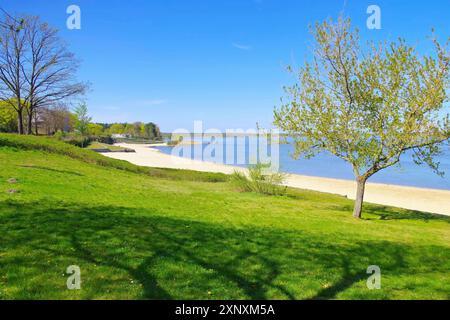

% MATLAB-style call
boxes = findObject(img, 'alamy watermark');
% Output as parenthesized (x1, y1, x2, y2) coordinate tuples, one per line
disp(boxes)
(367, 5, 381, 30)
(366, 265, 381, 289)
(66, 265, 81, 290)
(67, 5, 81, 30)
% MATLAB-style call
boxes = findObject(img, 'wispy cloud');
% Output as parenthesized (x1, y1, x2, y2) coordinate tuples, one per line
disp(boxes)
(232, 42, 252, 50)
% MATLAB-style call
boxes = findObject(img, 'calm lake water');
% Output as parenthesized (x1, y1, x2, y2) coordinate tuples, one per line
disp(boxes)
(154, 137, 450, 190)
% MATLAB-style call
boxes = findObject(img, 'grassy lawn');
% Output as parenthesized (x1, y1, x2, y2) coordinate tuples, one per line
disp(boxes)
(0, 134, 449, 299)
(86, 142, 132, 152)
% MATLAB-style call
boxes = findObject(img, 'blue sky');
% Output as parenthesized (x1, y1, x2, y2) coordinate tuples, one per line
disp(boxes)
(3, 0, 450, 131)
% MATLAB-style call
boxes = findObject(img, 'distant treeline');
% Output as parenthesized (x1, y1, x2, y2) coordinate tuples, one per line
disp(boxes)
(0, 102, 162, 141)
(99, 122, 162, 140)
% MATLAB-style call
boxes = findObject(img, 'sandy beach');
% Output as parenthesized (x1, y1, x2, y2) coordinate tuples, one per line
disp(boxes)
(104, 143, 450, 216)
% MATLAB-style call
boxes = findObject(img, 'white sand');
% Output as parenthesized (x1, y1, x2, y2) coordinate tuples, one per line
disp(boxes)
(104, 143, 450, 216)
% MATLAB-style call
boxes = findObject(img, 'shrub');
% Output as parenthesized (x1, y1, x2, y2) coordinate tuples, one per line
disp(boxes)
(230, 163, 287, 196)
(52, 131, 92, 148)
(64, 135, 92, 148)
(167, 140, 180, 146)
(94, 135, 115, 145)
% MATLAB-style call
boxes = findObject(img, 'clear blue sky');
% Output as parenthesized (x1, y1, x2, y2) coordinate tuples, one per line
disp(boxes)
(3, 0, 450, 131)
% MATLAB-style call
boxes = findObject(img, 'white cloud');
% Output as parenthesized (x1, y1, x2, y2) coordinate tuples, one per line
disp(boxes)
(232, 42, 252, 50)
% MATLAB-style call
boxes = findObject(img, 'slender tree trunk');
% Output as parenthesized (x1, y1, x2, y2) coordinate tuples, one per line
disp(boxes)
(26, 110, 33, 135)
(34, 110, 38, 135)
(17, 109, 24, 134)
(352, 176, 367, 219)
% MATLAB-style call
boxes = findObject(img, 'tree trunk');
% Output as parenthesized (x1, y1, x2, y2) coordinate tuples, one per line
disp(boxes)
(17, 109, 24, 134)
(26, 111, 33, 135)
(352, 176, 367, 219)
(34, 110, 38, 135)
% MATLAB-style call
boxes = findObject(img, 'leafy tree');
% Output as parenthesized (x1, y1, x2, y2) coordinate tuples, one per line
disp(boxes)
(74, 103, 91, 137)
(124, 123, 134, 136)
(0, 100, 17, 132)
(133, 122, 143, 137)
(274, 17, 450, 218)
(108, 123, 125, 135)
(87, 123, 104, 136)
(144, 122, 162, 140)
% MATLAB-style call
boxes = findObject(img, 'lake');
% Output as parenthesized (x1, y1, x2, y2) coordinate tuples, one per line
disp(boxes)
(154, 137, 450, 190)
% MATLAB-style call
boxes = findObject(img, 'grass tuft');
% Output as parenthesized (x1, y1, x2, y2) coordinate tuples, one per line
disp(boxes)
(230, 163, 287, 196)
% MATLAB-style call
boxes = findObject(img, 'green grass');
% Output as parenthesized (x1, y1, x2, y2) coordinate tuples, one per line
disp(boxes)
(86, 142, 129, 152)
(0, 134, 449, 300)
(0, 133, 227, 182)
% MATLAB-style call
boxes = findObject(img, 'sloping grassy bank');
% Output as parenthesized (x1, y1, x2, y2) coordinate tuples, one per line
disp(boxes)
(0, 133, 227, 182)
(0, 134, 449, 299)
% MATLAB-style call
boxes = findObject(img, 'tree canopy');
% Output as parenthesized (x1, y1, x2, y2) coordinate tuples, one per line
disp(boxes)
(274, 17, 450, 218)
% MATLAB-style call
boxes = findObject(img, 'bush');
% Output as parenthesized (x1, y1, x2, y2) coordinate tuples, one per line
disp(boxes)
(52, 131, 92, 148)
(88, 134, 114, 145)
(167, 140, 180, 146)
(64, 135, 92, 148)
(230, 163, 287, 196)
(95, 135, 115, 145)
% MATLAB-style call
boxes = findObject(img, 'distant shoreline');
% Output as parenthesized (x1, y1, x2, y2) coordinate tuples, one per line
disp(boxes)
(102, 143, 450, 216)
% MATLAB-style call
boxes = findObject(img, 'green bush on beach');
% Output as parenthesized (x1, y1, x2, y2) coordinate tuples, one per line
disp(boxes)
(231, 163, 287, 196)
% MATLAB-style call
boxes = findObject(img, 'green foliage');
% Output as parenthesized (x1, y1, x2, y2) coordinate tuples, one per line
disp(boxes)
(274, 16, 450, 217)
(0, 101, 17, 133)
(108, 123, 125, 135)
(144, 122, 162, 140)
(106, 122, 162, 141)
(167, 135, 183, 146)
(230, 163, 287, 196)
(74, 103, 91, 137)
(0, 133, 227, 183)
(86, 142, 130, 152)
(166, 140, 180, 146)
(0, 140, 449, 299)
(87, 123, 104, 136)
(274, 16, 450, 180)
(52, 130, 92, 148)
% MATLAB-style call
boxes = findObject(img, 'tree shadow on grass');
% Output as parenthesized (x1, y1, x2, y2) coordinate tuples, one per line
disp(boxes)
(18, 165, 85, 177)
(0, 200, 449, 299)
(336, 203, 450, 223)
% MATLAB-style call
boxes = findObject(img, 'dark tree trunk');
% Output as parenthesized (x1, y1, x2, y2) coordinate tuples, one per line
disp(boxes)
(17, 109, 24, 134)
(352, 176, 367, 219)
(26, 110, 33, 135)
(34, 110, 38, 135)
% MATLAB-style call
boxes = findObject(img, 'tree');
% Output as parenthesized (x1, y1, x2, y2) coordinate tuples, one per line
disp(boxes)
(87, 123, 104, 136)
(23, 16, 87, 134)
(124, 123, 134, 136)
(274, 17, 450, 219)
(39, 104, 74, 135)
(144, 122, 162, 140)
(0, 100, 17, 132)
(133, 122, 143, 137)
(0, 13, 26, 134)
(0, 13, 86, 135)
(108, 123, 125, 135)
(74, 103, 91, 137)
